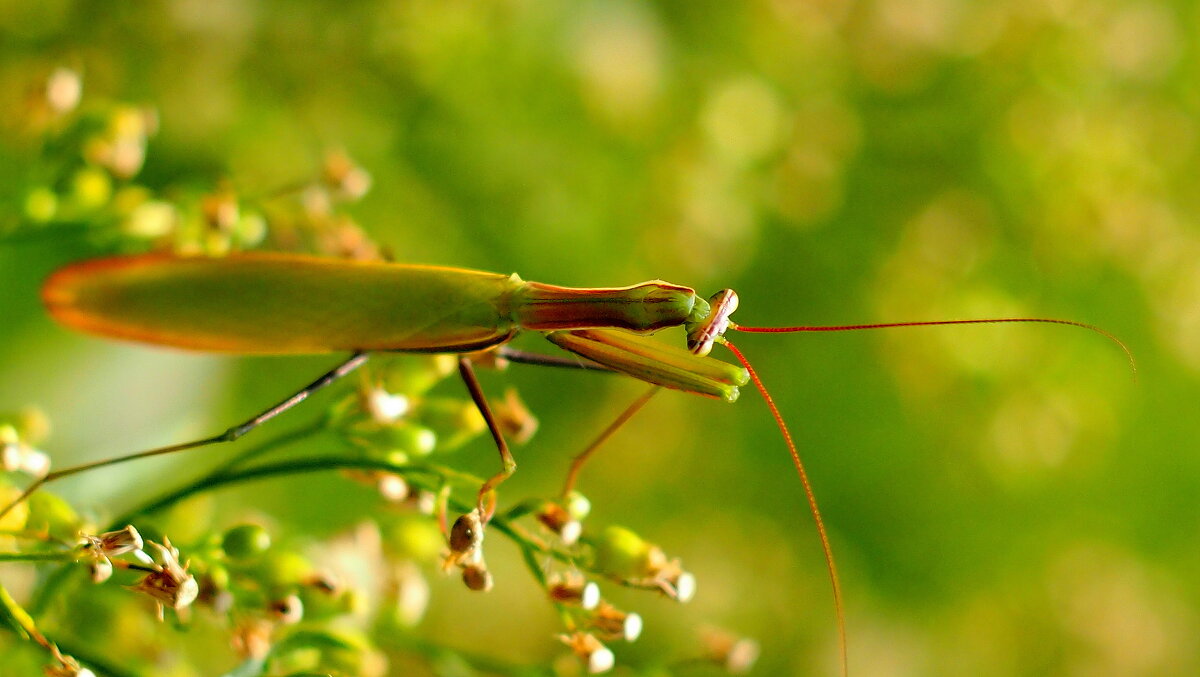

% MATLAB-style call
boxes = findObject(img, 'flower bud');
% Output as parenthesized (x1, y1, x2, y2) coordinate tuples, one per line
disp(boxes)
(231, 618, 273, 660)
(665, 570, 696, 603)
(88, 557, 113, 584)
(377, 473, 410, 502)
(20, 449, 49, 477)
(491, 387, 538, 444)
(132, 538, 199, 617)
(559, 632, 614, 674)
(364, 387, 409, 423)
(591, 602, 643, 642)
(44, 653, 95, 677)
(701, 629, 760, 674)
(201, 190, 239, 231)
(536, 502, 582, 545)
(268, 594, 304, 625)
(1, 423, 50, 478)
(548, 573, 600, 609)
(91, 525, 144, 557)
(591, 526, 653, 578)
(45, 67, 81, 114)
(322, 149, 372, 201)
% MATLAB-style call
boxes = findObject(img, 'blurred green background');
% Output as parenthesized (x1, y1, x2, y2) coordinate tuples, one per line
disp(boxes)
(0, 1, 1194, 675)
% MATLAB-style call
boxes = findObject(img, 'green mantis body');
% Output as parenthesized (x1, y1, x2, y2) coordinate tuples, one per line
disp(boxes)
(42, 253, 749, 400)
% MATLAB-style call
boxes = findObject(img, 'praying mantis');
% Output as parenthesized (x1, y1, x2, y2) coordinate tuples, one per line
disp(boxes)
(0, 251, 1134, 676)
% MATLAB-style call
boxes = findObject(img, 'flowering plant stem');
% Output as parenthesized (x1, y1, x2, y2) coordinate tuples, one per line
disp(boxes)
(0, 552, 73, 563)
(114, 454, 570, 574)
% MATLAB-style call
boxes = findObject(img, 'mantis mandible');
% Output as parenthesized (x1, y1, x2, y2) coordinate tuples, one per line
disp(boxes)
(0, 252, 1134, 677)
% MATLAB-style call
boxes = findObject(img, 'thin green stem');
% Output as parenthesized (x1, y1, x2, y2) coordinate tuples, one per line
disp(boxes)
(107, 422, 324, 530)
(0, 551, 73, 563)
(207, 419, 326, 476)
(113, 455, 575, 569)
(0, 530, 73, 547)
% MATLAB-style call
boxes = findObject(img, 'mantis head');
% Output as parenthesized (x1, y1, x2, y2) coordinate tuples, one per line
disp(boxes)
(685, 289, 739, 357)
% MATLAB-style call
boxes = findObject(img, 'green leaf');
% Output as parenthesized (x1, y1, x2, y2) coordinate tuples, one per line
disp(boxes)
(272, 628, 361, 655)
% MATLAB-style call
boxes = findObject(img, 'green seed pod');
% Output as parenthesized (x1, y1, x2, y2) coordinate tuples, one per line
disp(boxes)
(0, 486, 29, 532)
(0, 408, 50, 445)
(380, 354, 458, 396)
(253, 551, 312, 591)
(564, 491, 592, 521)
(350, 421, 438, 458)
(235, 212, 267, 247)
(383, 513, 444, 562)
(23, 187, 57, 223)
(111, 185, 151, 214)
(222, 524, 272, 562)
(387, 422, 437, 457)
(70, 166, 112, 211)
(339, 588, 367, 616)
(206, 563, 231, 591)
(591, 526, 653, 579)
(122, 200, 177, 239)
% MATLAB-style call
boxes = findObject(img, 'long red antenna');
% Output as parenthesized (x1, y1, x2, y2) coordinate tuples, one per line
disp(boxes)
(723, 338, 848, 677)
(732, 318, 1136, 376)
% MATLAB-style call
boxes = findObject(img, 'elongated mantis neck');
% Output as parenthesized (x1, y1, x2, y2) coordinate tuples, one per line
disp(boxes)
(512, 281, 706, 333)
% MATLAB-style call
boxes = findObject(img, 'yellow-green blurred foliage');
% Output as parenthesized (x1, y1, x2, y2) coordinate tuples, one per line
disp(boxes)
(0, 1, 1194, 675)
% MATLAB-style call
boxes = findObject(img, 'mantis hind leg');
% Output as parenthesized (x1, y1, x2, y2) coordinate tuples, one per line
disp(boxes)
(0, 352, 371, 522)
(560, 385, 660, 497)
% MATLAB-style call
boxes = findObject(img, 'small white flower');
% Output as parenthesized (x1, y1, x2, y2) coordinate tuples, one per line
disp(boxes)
(130, 537, 198, 617)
